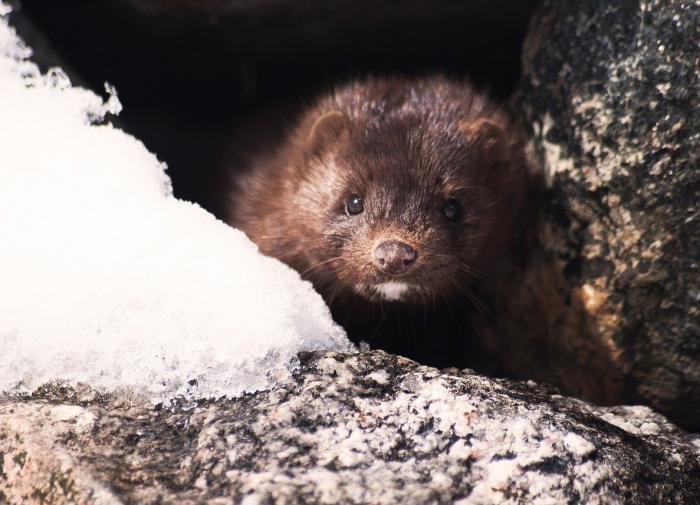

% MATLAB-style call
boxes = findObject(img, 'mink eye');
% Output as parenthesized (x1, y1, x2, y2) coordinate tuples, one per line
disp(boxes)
(442, 199, 462, 222)
(345, 194, 364, 216)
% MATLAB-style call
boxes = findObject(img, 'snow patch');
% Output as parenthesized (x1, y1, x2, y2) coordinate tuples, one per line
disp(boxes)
(0, 4, 352, 402)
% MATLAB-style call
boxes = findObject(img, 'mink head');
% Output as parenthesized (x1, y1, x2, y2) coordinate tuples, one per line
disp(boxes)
(261, 79, 528, 305)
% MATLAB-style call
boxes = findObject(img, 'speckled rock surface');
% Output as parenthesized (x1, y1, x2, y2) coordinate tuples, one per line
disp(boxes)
(510, 0, 700, 429)
(1, 351, 699, 504)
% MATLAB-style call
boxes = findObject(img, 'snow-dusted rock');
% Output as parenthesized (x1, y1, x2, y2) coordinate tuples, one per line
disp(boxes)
(2, 351, 699, 504)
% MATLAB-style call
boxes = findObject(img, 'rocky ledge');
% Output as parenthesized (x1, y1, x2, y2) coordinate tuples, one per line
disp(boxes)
(1, 351, 699, 504)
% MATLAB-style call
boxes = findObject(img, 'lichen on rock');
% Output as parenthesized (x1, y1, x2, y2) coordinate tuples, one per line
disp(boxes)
(509, 0, 700, 429)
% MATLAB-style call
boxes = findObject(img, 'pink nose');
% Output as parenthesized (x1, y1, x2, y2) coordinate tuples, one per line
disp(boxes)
(373, 240, 416, 276)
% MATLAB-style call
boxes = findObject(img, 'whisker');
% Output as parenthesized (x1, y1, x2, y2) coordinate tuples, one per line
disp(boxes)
(454, 266, 503, 291)
(326, 280, 345, 307)
(446, 290, 465, 338)
(299, 256, 344, 278)
(422, 291, 429, 333)
(370, 300, 388, 339)
(452, 281, 491, 317)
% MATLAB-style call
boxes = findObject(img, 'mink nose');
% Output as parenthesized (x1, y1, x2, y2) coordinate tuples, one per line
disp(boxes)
(373, 240, 416, 276)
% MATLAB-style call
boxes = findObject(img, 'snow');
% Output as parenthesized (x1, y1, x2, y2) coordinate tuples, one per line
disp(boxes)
(0, 4, 352, 402)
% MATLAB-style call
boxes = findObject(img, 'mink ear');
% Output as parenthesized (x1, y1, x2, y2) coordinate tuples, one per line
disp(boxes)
(306, 111, 351, 157)
(460, 118, 510, 163)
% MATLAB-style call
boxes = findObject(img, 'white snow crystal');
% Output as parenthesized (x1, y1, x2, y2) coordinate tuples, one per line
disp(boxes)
(0, 4, 353, 402)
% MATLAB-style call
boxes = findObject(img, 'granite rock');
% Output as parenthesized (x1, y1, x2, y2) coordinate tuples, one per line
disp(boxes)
(1, 351, 699, 504)
(504, 0, 700, 429)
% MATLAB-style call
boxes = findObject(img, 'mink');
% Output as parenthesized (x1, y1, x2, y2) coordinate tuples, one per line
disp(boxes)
(225, 76, 531, 368)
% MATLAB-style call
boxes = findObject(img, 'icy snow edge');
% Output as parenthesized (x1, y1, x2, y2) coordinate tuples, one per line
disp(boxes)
(0, 4, 352, 402)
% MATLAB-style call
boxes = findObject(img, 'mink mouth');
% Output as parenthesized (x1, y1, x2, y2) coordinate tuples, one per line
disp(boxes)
(371, 281, 416, 302)
(352, 281, 429, 303)
(318, 245, 456, 303)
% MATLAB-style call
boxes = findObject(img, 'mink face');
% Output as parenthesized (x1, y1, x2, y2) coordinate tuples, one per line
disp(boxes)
(227, 77, 529, 310)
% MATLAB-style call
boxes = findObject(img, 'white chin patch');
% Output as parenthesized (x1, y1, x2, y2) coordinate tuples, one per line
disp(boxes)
(372, 281, 410, 301)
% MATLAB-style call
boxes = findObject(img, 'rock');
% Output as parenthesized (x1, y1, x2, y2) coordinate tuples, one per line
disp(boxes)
(1, 351, 699, 504)
(503, 0, 700, 429)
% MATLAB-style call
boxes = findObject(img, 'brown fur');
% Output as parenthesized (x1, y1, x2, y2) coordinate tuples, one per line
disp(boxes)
(226, 76, 531, 366)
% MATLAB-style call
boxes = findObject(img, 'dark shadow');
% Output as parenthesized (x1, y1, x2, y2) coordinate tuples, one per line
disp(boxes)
(17, 0, 541, 214)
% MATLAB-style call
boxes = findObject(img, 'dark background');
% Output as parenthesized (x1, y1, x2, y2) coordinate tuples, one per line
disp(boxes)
(15, 0, 541, 215)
